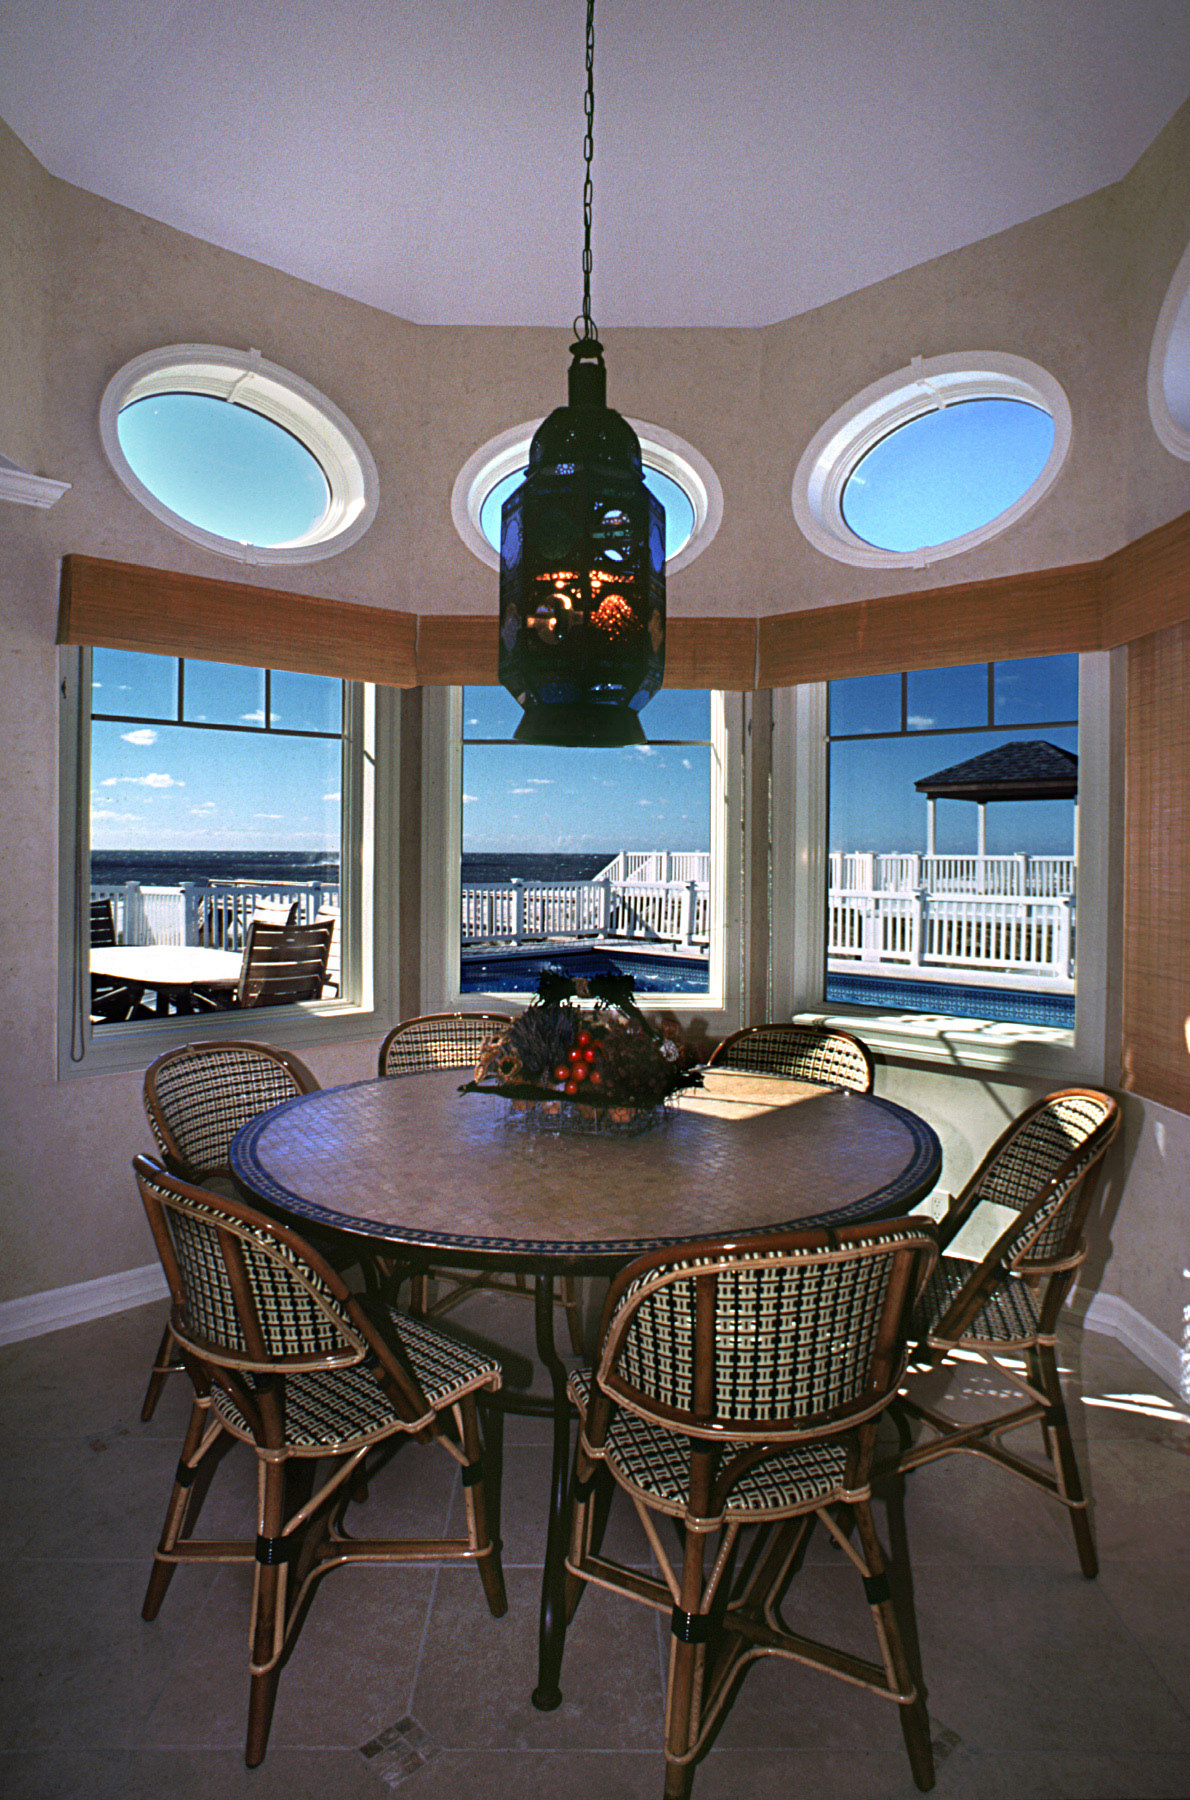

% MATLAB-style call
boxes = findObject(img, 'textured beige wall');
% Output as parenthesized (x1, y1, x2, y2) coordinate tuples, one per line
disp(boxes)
(16, 98, 1190, 624)
(1, 108, 1188, 1356)
(0, 120, 52, 471)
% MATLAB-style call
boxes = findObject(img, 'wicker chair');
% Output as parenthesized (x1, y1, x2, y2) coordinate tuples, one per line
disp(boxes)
(892, 1087, 1120, 1577)
(564, 1219, 939, 1798)
(378, 1014, 585, 1357)
(139, 1041, 321, 1420)
(708, 1023, 874, 1094)
(133, 1154, 506, 1767)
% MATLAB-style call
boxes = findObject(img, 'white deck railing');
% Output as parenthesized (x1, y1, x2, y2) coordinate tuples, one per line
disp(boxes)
(828, 852, 1075, 898)
(93, 847, 1075, 987)
(828, 888, 1074, 982)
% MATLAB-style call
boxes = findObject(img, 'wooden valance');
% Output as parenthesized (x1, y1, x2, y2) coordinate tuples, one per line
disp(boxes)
(57, 556, 419, 688)
(60, 510, 1188, 691)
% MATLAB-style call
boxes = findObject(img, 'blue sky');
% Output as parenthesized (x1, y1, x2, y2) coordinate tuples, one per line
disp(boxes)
(828, 657, 1079, 855)
(462, 686, 711, 855)
(841, 399, 1054, 552)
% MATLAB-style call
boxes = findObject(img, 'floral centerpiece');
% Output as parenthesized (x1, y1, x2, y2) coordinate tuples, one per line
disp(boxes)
(460, 970, 702, 1129)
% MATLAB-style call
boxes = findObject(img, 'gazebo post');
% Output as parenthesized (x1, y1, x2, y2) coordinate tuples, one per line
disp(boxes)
(977, 802, 987, 860)
(926, 796, 936, 858)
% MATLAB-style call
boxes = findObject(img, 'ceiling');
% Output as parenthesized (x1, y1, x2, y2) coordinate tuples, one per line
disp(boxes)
(2, 0, 1188, 329)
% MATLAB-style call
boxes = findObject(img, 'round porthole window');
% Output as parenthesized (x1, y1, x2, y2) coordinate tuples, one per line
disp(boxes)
(1148, 238, 1190, 460)
(100, 345, 379, 564)
(793, 352, 1071, 569)
(453, 418, 721, 575)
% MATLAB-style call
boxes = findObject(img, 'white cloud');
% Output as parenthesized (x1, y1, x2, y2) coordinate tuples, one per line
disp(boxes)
(99, 773, 184, 788)
(462, 793, 477, 804)
(635, 745, 658, 756)
(638, 798, 652, 806)
(323, 791, 340, 803)
(120, 727, 158, 746)
(510, 786, 535, 795)
(526, 778, 553, 786)
(681, 758, 692, 770)
(190, 803, 216, 815)
(254, 812, 284, 820)
(907, 715, 934, 729)
(90, 806, 138, 822)
(241, 709, 267, 724)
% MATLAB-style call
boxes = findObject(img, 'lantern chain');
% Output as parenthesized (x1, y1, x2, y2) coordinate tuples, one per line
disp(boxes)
(575, 0, 598, 346)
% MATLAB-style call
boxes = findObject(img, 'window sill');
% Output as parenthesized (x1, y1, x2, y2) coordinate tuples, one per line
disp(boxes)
(59, 998, 384, 1081)
(794, 1004, 1084, 1078)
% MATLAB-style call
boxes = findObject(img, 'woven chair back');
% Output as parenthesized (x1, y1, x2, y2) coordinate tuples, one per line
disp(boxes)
(379, 1012, 513, 1078)
(597, 1220, 936, 1443)
(133, 1156, 368, 1368)
(708, 1024, 874, 1094)
(144, 1041, 317, 1177)
(236, 916, 334, 1008)
(969, 1089, 1119, 1268)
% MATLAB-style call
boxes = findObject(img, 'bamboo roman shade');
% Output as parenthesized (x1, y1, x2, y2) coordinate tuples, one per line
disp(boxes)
(57, 556, 420, 687)
(1122, 619, 1190, 1113)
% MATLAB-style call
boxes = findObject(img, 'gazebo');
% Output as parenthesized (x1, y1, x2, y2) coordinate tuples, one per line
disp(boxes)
(914, 739, 1078, 858)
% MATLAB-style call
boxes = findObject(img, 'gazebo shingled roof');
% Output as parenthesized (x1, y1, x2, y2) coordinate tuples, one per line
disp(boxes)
(914, 740, 1078, 803)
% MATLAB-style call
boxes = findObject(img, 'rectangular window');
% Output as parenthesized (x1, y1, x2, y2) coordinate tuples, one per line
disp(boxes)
(68, 645, 374, 1054)
(824, 654, 1079, 1028)
(445, 687, 726, 1006)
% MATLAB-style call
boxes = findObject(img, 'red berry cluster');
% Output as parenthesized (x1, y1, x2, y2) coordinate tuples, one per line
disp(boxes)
(551, 1027, 604, 1095)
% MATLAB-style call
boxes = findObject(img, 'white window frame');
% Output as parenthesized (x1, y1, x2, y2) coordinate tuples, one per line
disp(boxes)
(57, 646, 401, 1078)
(770, 651, 1121, 1084)
(99, 345, 379, 565)
(792, 352, 1073, 571)
(419, 686, 745, 1037)
(451, 419, 724, 577)
(1148, 237, 1190, 460)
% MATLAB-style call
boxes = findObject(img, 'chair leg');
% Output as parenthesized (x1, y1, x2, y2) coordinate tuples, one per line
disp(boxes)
(142, 1399, 212, 1620)
(246, 1456, 290, 1768)
(662, 1527, 709, 1800)
(852, 1499, 935, 1793)
(140, 1317, 183, 1421)
(459, 1396, 508, 1618)
(1032, 1343, 1098, 1578)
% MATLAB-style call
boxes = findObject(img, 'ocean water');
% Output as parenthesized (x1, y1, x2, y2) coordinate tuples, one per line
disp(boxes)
(91, 851, 611, 889)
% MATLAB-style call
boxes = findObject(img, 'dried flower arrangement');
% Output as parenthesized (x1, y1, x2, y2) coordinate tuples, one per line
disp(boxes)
(461, 970, 702, 1115)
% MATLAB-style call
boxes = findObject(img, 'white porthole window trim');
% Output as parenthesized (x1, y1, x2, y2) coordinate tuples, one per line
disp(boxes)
(792, 351, 1072, 570)
(1148, 239, 1190, 461)
(99, 344, 379, 565)
(451, 417, 723, 575)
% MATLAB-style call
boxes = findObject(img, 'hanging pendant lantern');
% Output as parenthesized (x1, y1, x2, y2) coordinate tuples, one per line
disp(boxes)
(498, 0, 665, 748)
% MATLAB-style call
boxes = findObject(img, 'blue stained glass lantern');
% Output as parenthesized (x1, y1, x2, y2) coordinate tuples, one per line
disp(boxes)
(499, 342, 665, 747)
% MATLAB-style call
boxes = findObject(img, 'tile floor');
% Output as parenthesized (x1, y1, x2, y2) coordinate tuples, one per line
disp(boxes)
(1, 1290, 1187, 1800)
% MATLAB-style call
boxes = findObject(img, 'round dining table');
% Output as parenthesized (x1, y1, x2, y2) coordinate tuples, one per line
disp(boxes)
(230, 1066, 941, 1708)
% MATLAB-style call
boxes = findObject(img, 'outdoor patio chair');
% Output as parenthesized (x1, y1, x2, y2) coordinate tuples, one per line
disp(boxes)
(89, 895, 152, 1022)
(708, 1022, 875, 1093)
(378, 1013, 585, 1355)
(564, 1218, 940, 1798)
(891, 1087, 1120, 1576)
(234, 913, 335, 1007)
(139, 1040, 321, 1420)
(133, 1154, 506, 1767)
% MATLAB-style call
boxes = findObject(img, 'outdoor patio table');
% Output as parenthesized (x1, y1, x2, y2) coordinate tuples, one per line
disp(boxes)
(229, 1065, 941, 1709)
(89, 944, 243, 1015)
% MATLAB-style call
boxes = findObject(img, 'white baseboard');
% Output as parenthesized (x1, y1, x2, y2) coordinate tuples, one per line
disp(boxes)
(1068, 1287, 1185, 1395)
(0, 1263, 168, 1347)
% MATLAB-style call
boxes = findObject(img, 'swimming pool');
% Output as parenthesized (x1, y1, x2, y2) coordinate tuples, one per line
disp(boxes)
(460, 945, 711, 995)
(824, 972, 1075, 1028)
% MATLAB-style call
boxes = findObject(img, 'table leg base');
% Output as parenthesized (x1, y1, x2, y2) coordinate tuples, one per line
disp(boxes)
(531, 1685, 564, 1711)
